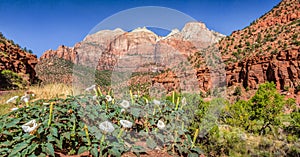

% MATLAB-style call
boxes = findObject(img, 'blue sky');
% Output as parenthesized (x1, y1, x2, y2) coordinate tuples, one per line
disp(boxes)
(0, 0, 281, 57)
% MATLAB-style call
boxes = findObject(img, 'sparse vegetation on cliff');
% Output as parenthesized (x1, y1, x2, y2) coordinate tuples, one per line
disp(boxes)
(0, 32, 38, 90)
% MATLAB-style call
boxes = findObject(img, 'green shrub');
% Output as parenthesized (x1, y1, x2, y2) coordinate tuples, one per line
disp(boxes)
(284, 85, 290, 91)
(223, 100, 251, 129)
(289, 108, 300, 137)
(292, 40, 300, 46)
(250, 82, 285, 134)
(295, 85, 300, 93)
(0, 70, 27, 90)
(223, 82, 286, 134)
(232, 52, 239, 58)
(206, 82, 299, 156)
(271, 48, 278, 55)
(245, 42, 250, 46)
(267, 45, 272, 51)
(233, 86, 242, 96)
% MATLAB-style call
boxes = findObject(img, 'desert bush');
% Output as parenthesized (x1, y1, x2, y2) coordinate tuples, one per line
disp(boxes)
(222, 100, 251, 130)
(271, 48, 278, 55)
(233, 86, 242, 96)
(199, 125, 249, 156)
(223, 82, 286, 134)
(0, 70, 27, 90)
(202, 82, 299, 156)
(287, 107, 300, 138)
(250, 82, 285, 134)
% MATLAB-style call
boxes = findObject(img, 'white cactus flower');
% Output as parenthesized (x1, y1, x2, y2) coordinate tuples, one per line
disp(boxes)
(92, 95, 98, 101)
(21, 94, 30, 103)
(99, 121, 115, 133)
(153, 99, 161, 105)
(6, 96, 19, 104)
(85, 84, 96, 92)
(120, 120, 133, 128)
(22, 120, 38, 133)
(120, 108, 126, 113)
(181, 97, 187, 106)
(11, 107, 19, 111)
(105, 95, 112, 102)
(157, 120, 165, 129)
(120, 100, 130, 109)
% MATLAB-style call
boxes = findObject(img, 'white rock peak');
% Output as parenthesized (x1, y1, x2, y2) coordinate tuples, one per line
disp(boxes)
(87, 22, 225, 43)
(131, 26, 155, 34)
(113, 28, 125, 33)
(162, 28, 180, 40)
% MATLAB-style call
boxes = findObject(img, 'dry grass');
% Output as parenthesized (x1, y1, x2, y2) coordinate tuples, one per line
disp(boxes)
(0, 83, 73, 115)
(29, 83, 73, 100)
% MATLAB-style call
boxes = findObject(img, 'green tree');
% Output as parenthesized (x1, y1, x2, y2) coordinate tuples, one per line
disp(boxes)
(233, 86, 242, 96)
(249, 82, 285, 134)
(28, 49, 33, 54)
(223, 82, 286, 134)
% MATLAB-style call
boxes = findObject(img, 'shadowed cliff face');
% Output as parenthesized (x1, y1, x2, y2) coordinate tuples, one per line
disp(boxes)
(0, 33, 38, 89)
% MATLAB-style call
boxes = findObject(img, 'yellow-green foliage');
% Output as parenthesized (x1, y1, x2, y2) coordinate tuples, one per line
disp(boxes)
(224, 82, 286, 134)
(0, 51, 8, 57)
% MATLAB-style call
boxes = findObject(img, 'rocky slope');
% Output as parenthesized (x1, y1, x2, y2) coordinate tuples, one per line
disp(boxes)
(0, 33, 38, 89)
(221, 0, 300, 101)
(187, 0, 300, 102)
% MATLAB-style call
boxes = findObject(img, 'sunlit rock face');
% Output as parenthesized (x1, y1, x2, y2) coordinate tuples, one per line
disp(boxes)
(0, 35, 38, 86)
(38, 21, 224, 94)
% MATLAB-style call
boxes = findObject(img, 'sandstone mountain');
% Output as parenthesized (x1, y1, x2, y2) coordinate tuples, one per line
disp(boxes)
(0, 33, 38, 89)
(39, 22, 224, 66)
(37, 0, 300, 101)
(36, 22, 225, 94)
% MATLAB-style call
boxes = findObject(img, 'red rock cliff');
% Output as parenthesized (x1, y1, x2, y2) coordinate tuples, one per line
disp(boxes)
(0, 33, 38, 86)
